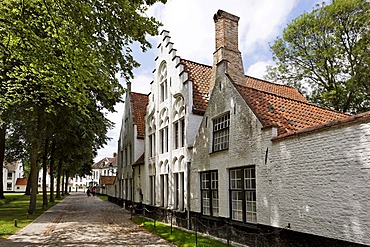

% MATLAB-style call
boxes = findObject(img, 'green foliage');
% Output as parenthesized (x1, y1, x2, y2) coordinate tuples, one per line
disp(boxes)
(0, 0, 165, 212)
(267, 0, 370, 113)
(132, 216, 229, 247)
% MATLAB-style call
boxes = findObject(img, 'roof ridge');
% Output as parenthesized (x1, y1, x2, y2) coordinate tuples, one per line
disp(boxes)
(130, 91, 149, 97)
(233, 82, 348, 116)
(244, 74, 300, 91)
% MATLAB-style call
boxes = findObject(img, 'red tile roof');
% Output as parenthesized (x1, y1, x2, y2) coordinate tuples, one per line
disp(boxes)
(244, 76, 308, 103)
(16, 178, 27, 186)
(273, 111, 370, 140)
(100, 176, 116, 185)
(181, 59, 212, 115)
(180, 59, 308, 115)
(130, 92, 149, 138)
(234, 83, 349, 136)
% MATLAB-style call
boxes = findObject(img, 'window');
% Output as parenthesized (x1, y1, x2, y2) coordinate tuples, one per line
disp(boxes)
(159, 63, 168, 102)
(149, 133, 156, 157)
(200, 171, 219, 216)
(230, 167, 256, 223)
(160, 127, 168, 153)
(150, 175, 156, 205)
(160, 174, 168, 207)
(7, 172, 12, 180)
(213, 113, 230, 152)
(174, 172, 185, 210)
(7, 183, 12, 190)
(174, 118, 185, 149)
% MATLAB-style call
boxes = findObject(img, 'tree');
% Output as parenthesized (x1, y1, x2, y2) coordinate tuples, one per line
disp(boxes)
(266, 0, 370, 114)
(0, 0, 165, 213)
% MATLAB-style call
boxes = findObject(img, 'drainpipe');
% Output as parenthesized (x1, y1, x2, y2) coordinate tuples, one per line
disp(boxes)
(187, 161, 191, 230)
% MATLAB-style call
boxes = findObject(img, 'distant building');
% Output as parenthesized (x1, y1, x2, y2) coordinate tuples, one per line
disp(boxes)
(2, 160, 24, 191)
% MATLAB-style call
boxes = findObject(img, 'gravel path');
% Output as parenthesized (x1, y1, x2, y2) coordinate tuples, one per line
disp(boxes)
(0, 193, 175, 247)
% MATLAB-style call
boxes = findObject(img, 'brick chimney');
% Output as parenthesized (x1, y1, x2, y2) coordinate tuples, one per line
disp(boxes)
(210, 10, 245, 91)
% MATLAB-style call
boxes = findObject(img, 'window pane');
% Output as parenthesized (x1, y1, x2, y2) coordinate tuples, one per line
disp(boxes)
(202, 191, 210, 215)
(201, 173, 209, 189)
(212, 190, 219, 216)
(232, 191, 243, 221)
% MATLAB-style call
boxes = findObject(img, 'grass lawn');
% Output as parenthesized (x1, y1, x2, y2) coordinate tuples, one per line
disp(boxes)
(132, 216, 229, 247)
(96, 194, 108, 201)
(0, 193, 65, 239)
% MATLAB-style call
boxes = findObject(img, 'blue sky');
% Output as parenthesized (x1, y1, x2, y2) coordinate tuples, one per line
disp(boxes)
(95, 0, 327, 162)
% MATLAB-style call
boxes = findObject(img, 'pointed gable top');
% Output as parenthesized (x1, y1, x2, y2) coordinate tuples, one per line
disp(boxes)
(130, 92, 149, 138)
(234, 83, 349, 136)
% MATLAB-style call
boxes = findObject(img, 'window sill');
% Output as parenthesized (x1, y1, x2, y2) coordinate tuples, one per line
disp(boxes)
(209, 149, 229, 155)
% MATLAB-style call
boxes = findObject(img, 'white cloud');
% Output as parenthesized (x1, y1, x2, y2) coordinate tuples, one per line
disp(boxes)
(246, 60, 273, 79)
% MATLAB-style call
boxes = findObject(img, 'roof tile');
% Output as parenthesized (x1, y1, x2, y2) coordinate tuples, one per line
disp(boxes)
(234, 83, 349, 136)
(130, 92, 149, 138)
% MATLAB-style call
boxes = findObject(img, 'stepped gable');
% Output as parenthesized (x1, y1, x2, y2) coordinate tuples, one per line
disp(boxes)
(234, 83, 349, 136)
(130, 92, 148, 138)
(244, 75, 308, 103)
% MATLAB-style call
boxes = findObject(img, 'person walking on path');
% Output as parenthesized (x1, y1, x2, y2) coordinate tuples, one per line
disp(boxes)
(0, 193, 175, 247)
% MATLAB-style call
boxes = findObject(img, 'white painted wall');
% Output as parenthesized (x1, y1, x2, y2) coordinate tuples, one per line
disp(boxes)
(260, 121, 370, 246)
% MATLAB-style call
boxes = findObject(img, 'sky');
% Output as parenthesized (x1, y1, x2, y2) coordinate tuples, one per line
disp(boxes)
(94, 0, 326, 162)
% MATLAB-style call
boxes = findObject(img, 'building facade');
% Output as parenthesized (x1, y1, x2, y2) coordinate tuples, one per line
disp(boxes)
(108, 10, 370, 247)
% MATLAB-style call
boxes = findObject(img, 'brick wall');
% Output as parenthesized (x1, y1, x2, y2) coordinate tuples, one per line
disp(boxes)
(260, 122, 370, 245)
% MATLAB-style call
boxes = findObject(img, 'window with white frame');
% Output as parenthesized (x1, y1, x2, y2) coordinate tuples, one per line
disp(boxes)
(7, 183, 11, 190)
(159, 108, 169, 153)
(230, 166, 256, 223)
(160, 173, 168, 207)
(173, 96, 185, 149)
(213, 113, 230, 152)
(159, 62, 168, 102)
(174, 172, 185, 211)
(149, 174, 156, 205)
(148, 115, 156, 158)
(200, 171, 219, 216)
(7, 172, 12, 179)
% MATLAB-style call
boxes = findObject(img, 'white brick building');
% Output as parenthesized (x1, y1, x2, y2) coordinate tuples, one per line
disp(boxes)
(111, 9, 370, 247)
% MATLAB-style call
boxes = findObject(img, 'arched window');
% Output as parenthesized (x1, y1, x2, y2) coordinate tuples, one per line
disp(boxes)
(173, 96, 185, 149)
(159, 108, 169, 154)
(159, 62, 168, 102)
(148, 115, 156, 158)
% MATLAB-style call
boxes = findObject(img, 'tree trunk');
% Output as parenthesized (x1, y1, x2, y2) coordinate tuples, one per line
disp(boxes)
(61, 172, 65, 196)
(64, 170, 69, 195)
(56, 159, 62, 199)
(28, 145, 39, 215)
(25, 174, 31, 195)
(0, 124, 6, 199)
(49, 141, 55, 202)
(42, 138, 49, 208)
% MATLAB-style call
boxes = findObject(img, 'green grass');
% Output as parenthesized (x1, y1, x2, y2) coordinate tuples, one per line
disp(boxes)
(97, 194, 108, 201)
(0, 193, 65, 238)
(132, 216, 229, 247)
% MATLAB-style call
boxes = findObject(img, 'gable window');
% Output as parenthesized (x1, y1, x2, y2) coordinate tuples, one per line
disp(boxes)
(229, 166, 256, 223)
(213, 113, 230, 152)
(200, 171, 219, 216)
(7, 172, 12, 180)
(159, 63, 168, 102)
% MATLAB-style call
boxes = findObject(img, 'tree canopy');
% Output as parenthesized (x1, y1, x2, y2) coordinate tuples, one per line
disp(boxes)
(0, 0, 165, 210)
(266, 0, 369, 114)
